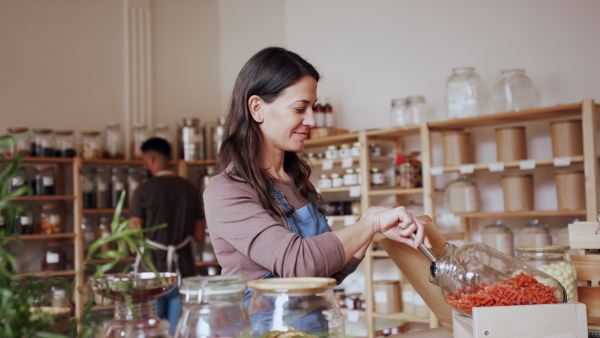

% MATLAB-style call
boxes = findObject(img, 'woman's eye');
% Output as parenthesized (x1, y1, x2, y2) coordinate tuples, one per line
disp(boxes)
(294, 108, 306, 113)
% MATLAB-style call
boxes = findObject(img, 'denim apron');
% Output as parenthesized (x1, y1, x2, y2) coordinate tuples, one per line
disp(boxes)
(244, 183, 332, 336)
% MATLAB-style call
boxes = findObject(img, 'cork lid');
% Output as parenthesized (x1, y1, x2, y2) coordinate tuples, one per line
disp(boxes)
(515, 245, 570, 252)
(247, 277, 336, 296)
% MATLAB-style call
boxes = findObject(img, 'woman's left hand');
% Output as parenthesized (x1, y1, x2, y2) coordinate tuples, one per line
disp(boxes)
(361, 206, 432, 249)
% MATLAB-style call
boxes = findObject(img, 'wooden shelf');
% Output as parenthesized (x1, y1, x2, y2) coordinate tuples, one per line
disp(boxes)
(319, 186, 352, 194)
(310, 157, 359, 167)
(447, 210, 587, 218)
(14, 270, 77, 278)
(372, 312, 430, 323)
(365, 125, 421, 138)
(304, 132, 359, 147)
(368, 187, 423, 196)
(90, 305, 115, 312)
(195, 261, 220, 267)
(86, 257, 136, 265)
(11, 157, 75, 164)
(340, 308, 366, 316)
(82, 158, 143, 165)
(427, 103, 590, 131)
(18, 233, 76, 240)
(432, 156, 584, 174)
(13, 195, 75, 201)
(83, 208, 130, 215)
(370, 251, 389, 258)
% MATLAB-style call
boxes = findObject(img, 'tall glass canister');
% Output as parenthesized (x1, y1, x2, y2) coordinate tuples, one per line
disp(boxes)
(104, 122, 125, 159)
(446, 67, 486, 119)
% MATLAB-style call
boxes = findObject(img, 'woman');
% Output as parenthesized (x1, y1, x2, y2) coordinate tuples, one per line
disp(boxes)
(203, 47, 431, 334)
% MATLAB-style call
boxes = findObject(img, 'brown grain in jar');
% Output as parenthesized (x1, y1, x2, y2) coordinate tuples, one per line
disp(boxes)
(502, 173, 534, 212)
(495, 126, 527, 161)
(554, 170, 585, 211)
(550, 120, 583, 157)
(442, 131, 473, 166)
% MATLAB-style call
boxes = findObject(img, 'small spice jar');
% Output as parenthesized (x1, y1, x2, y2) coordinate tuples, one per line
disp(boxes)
(554, 170, 585, 211)
(502, 173, 534, 212)
(42, 242, 67, 271)
(32, 165, 56, 196)
(343, 168, 358, 186)
(14, 214, 33, 235)
(80, 131, 103, 159)
(325, 145, 339, 160)
(515, 246, 578, 301)
(351, 142, 361, 157)
(517, 219, 552, 247)
(395, 153, 422, 189)
(331, 173, 343, 188)
(36, 204, 62, 234)
(54, 130, 77, 158)
(110, 167, 127, 208)
(95, 167, 110, 209)
(370, 167, 385, 186)
(6, 127, 30, 157)
(104, 122, 125, 159)
(30, 129, 56, 157)
(338, 144, 352, 158)
(445, 175, 480, 213)
(369, 143, 382, 157)
(318, 174, 332, 189)
(481, 220, 514, 257)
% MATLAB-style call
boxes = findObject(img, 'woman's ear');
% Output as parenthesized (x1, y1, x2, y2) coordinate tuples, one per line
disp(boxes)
(248, 95, 264, 123)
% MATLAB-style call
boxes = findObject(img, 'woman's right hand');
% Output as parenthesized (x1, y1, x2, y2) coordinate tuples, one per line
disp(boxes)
(362, 206, 432, 250)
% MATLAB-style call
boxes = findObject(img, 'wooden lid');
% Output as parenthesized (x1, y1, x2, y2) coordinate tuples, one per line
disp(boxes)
(247, 277, 335, 292)
(515, 245, 570, 252)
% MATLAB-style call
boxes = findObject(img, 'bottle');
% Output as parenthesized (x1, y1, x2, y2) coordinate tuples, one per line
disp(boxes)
(82, 216, 96, 251)
(132, 123, 150, 159)
(14, 213, 33, 235)
(8, 167, 27, 194)
(82, 167, 96, 209)
(324, 96, 334, 128)
(389, 98, 409, 127)
(42, 242, 67, 271)
(127, 167, 142, 207)
(445, 175, 480, 213)
(395, 153, 422, 189)
(517, 219, 552, 247)
(36, 204, 62, 234)
(104, 122, 125, 159)
(54, 130, 77, 157)
(370, 168, 385, 186)
(31, 165, 56, 196)
(314, 98, 325, 128)
(181, 118, 205, 161)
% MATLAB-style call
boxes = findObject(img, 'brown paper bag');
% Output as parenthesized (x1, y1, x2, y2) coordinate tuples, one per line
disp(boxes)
(379, 215, 454, 330)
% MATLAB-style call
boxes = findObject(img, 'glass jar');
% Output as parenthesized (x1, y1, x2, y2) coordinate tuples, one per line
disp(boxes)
(132, 123, 150, 159)
(127, 167, 142, 207)
(8, 166, 28, 194)
(82, 216, 96, 251)
(6, 127, 30, 157)
(174, 275, 252, 338)
(369, 143, 382, 157)
(210, 117, 226, 160)
(350, 142, 361, 157)
(343, 168, 358, 186)
(370, 167, 385, 186)
(42, 242, 67, 271)
(30, 129, 56, 157)
(104, 122, 125, 159)
(389, 98, 409, 127)
(97, 217, 112, 253)
(181, 118, 205, 161)
(110, 167, 127, 208)
(395, 153, 422, 189)
(246, 277, 344, 337)
(54, 130, 76, 157)
(445, 176, 480, 213)
(95, 167, 110, 209)
(406, 95, 427, 125)
(32, 165, 56, 196)
(515, 246, 578, 301)
(517, 220, 552, 247)
(14, 213, 33, 235)
(36, 204, 62, 234)
(355, 168, 362, 185)
(481, 220, 514, 257)
(446, 67, 486, 119)
(330, 173, 343, 188)
(81, 131, 103, 159)
(492, 69, 538, 113)
(30, 284, 73, 334)
(430, 242, 567, 316)
(325, 145, 339, 160)
(338, 144, 352, 158)
(318, 174, 332, 189)
(82, 167, 96, 209)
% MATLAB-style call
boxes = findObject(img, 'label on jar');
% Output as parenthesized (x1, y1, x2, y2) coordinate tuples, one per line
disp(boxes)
(12, 177, 24, 186)
(43, 176, 54, 186)
(342, 157, 353, 168)
(349, 186, 361, 197)
(325, 149, 338, 160)
(97, 182, 108, 192)
(332, 177, 344, 188)
(351, 147, 361, 157)
(374, 291, 388, 303)
(322, 159, 334, 171)
(318, 179, 332, 189)
(49, 215, 60, 224)
(339, 148, 352, 158)
(20, 216, 30, 225)
(347, 310, 360, 323)
(101, 231, 111, 239)
(114, 182, 125, 191)
(370, 147, 382, 157)
(489, 162, 505, 172)
(46, 252, 60, 264)
(371, 172, 385, 185)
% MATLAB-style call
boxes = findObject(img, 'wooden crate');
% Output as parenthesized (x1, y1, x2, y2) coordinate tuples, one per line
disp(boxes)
(452, 303, 587, 337)
(572, 254, 600, 326)
(568, 221, 600, 250)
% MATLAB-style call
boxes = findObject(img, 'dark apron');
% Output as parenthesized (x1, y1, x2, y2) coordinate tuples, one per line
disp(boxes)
(244, 183, 332, 336)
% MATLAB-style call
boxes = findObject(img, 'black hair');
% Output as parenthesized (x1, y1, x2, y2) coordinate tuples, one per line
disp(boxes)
(141, 137, 171, 158)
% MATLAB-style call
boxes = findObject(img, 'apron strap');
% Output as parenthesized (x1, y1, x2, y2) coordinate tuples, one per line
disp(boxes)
(133, 235, 193, 286)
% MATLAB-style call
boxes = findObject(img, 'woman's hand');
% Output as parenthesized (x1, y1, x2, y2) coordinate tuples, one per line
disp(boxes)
(361, 206, 432, 249)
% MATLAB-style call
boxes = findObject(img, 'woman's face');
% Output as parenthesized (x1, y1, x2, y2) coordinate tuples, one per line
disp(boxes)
(254, 75, 317, 155)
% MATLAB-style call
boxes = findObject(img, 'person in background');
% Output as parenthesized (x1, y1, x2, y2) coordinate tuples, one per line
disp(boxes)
(203, 47, 431, 335)
(130, 137, 205, 335)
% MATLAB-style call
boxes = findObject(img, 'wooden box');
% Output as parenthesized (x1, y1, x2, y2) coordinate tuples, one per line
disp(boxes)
(568, 221, 600, 249)
(452, 303, 587, 338)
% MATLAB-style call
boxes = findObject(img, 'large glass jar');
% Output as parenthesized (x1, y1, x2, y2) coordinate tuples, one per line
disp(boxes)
(492, 69, 538, 113)
(246, 277, 344, 337)
(155, 124, 175, 155)
(445, 67, 486, 119)
(14, 213, 33, 235)
(481, 220, 514, 257)
(517, 220, 552, 247)
(82, 167, 96, 209)
(211, 117, 226, 160)
(6, 127, 30, 157)
(110, 167, 127, 208)
(174, 275, 252, 338)
(42, 241, 67, 271)
(32, 165, 56, 196)
(395, 153, 422, 189)
(132, 123, 150, 159)
(54, 130, 77, 157)
(95, 167, 110, 209)
(82, 216, 96, 251)
(515, 246, 577, 301)
(104, 122, 125, 159)
(127, 167, 142, 207)
(429, 242, 567, 316)
(30, 129, 56, 157)
(30, 284, 73, 334)
(36, 204, 62, 234)
(81, 131, 103, 159)
(389, 98, 409, 127)
(406, 95, 427, 125)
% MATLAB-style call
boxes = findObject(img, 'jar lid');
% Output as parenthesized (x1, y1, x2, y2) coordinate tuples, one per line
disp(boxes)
(352, 142, 361, 147)
(442, 131, 470, 136)
(521, 219, 548, 229)
(8, 127, 29, 134)
(307, 152, 314, 157)
(55, 130, 74, 136)
(180, 276, 245, 303)
(247, 277, 336, 295)
(133, 123, 147, 128)
(515, 245, 570, 252)
(320, 174, 329, 179)
(391, 98, 407, 106)
(345, 168, 355, 174)
(371, 168, 381, 173)
(327, 145, 338, 150)
(355, 168, 361, 173)
(106, 122, 120, 128)
(484, 220, 510, 230)
(340, 144, 350, 149)
(330, 173, 340, 178)
(554, 169, 584, 175)
(495, 126, 526, 131)
(35, 129, 53, 134)
(81, 131, 101, 137)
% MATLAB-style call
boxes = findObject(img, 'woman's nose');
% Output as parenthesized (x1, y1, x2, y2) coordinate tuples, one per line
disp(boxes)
(304, 109, 316, 127)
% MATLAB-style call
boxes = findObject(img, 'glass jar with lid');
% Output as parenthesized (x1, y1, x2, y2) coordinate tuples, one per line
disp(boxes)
(174, 275, 252, 338)
(246, 277, 344, 337)
(30, 284, 73, 334)
(515, 246, 577, 301)
(36, 204, 62, 234)
(389, 98, 409, 127)
(32, 165, 56, 196)
(81, 131, 103, 159)
(481, 220, 514, 257)
(30, 129, 56, 157)
(8, 166, 28, 194)
(395, 153, 422, 189)
(370, 167, 385, 186)
(446, 67, 486, 119)
(132, 123, 150, 159)
(54, 130, 76, 157)
(318, 174, 332, 189)
(95, 167, 110, 209)
(350, 142, 361, 157)
(82, 216, 96, 251)
(97, 217, 112, 253)
(155, 123, 175, 153)
(330, 173, 343, 188)
(14, 213, 33, 234)
(343, 168, 358, 186)
(492, 69, 537, 113)
(369, 143, 382, 157)
(6, 127, 30, 157)
(127, 167, 142, 207)
(445, 175, 480, 213)
(338, 144, 352, 158)
(181, 117, 205, 161)
(406, 95, 427, 125)
(42, 241, 67, 271)
(104, 122, 125, 159)
(82, 167, 96, 209)
(110, 167, 127, 208)
(325, 145, 339, 160)
(517, 219, 552, 247)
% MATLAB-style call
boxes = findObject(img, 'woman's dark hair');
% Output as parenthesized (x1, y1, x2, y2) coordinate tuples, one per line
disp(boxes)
(217, 47, 326, 220)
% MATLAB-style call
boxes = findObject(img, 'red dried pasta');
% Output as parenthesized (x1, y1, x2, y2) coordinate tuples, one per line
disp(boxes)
(446, 272, 560, 315)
